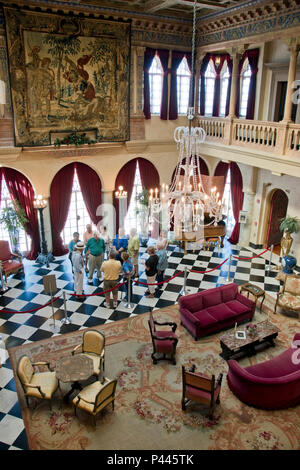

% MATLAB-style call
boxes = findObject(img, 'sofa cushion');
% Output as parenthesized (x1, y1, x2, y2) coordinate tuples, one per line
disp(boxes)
(179, 293, 203, 313)
(193, 309, 217, 327)
(221, 283, 238, 303)
(202, 288, 222, 308)
(154, 331, 177, 354)
(245, 348, 299, 378)
(225, 300, 250, 316)
(206, 304, 236, 322)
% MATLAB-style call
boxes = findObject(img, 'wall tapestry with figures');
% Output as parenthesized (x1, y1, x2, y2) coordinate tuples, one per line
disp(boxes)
(3, 7, 131, 147)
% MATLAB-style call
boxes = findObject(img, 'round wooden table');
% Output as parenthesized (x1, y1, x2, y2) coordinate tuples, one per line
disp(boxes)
(56, 354, 94, 402)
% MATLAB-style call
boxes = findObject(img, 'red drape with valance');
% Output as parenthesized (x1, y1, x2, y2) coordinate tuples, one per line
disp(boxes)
(114, 159, 138, 233)
(75, 162, 102, 227)
(235, 48, 259, 119)
(50, 162, 102, 255)
(2, 167, 40, 259)
(114, 158, 160, 234)
(143, 48, 156, 120)
(199, 53, 232, 117)
(169, 51, 191, 120)
(157, 49, 169, 120)
(50, 163, 75, 256)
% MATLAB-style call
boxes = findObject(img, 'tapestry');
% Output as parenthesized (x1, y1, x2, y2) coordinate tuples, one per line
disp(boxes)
(3, 7, 131, 146)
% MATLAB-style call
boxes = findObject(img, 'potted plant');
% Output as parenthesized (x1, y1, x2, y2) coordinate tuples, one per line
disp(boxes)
(279, 216, 299, 255)
(279, 215, 299, 273)
(0, 200, 28, 254)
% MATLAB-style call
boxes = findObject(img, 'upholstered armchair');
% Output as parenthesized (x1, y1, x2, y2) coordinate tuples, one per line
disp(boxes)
(275, 274, 300, 318)
(181, 365, 223, 420)
(72, 329, 105, 380)
(148, 311, 178, 365)
(73, 378, 117, 426)
(17, 355, 59, 410)
(0, 240, 24, 283)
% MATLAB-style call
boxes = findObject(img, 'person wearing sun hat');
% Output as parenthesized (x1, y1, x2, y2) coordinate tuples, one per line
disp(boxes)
(72, 241, 85, 297)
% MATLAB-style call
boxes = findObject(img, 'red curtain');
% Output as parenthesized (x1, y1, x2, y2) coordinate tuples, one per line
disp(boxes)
(228, 162, 244, 245)
(199, 54, 210, 116)
(235, 48, 259, 119)
(199, 53, 232, 117)
(245, 49, 259, 120)
(50, 163, 75, 256)
(169, 51, 186, 120)
(114, 158, 138, 233)
(225, 58, 233, 117)
(3, 167, 40, 259)
(212, 55, 228, 117)
(157, 49, 169, 120)
(76, 162, 102, 227)
(143, 48, 156, 119)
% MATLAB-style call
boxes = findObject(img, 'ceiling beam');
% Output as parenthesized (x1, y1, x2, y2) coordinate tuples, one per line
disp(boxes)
(144, 0, 178, 13)
(175, 0, 228, 11)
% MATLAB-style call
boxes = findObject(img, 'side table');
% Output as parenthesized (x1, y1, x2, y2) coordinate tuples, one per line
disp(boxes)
(56, 354, 94, 402)
(240, 283, 265, 312)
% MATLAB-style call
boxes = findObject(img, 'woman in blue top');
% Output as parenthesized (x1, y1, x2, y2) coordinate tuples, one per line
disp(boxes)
(113, 227, 128, 263)
(156, 241, 168, 286)
(121, 252, 134, 301)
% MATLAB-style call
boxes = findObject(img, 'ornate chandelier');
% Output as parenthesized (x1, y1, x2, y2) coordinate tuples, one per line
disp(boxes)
(149, 0, 224, 234)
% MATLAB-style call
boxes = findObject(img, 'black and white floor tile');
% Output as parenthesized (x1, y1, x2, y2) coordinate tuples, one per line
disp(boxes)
(0, 241, 284, 449)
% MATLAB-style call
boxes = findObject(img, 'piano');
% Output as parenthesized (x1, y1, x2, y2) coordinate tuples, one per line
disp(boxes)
(174, 216, 227, 252)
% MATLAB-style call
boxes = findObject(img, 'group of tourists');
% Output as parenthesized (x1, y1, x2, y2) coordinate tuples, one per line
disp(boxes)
(68, 225, 168, 306)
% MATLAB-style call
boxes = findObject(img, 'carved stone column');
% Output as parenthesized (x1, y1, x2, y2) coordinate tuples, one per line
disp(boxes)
(228, 49, 241, 119)
(282, 41, 300, 123)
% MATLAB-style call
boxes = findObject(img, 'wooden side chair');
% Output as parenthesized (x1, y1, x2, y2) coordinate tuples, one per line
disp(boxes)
(148, 311, 178, 365)
(181, 365, 223, 420)
(72, 329, 105, 380)
(17, 355, 59, 410)
(0, 240, 24, 282)
(73, 378, 117, 426)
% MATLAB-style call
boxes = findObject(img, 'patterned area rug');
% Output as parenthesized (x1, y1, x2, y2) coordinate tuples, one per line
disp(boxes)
(8, 297, 300, 450)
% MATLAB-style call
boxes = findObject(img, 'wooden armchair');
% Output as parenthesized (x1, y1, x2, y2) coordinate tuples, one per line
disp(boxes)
(275, 274, 300, 318)
(0, 240, 24, 283)
(17, 355, 59, 410)
(148, 311, 178, 365)
(72, 329, 105, 380)
(181, 365, 223, 420)
(73, 378, 117, 426)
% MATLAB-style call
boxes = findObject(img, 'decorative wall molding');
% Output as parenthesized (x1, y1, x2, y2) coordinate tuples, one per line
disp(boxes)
(197, 0, 300, 47)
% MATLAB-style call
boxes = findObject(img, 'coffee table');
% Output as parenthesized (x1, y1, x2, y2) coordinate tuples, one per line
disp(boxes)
(219, 320, 280, 361)
(56, 354, 94, 402)
(240, 283, 265, 312)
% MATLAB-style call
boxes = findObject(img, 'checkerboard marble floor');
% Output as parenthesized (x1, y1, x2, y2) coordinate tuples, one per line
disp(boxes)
(0, 241, 283, 450)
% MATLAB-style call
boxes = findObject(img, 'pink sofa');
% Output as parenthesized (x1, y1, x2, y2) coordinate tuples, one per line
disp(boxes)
(227, 333, 300, 409)
(179, 283, 255, 340)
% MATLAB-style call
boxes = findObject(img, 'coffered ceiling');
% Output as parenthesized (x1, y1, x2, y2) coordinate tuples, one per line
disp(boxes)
(77, 0, 242, 18)
(7, 0, 245, 20)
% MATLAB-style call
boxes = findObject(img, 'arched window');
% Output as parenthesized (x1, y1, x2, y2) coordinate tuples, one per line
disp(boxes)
(62, 168, 93, 245)
(124, 160, 143, 234)
(149, 54, 164, 115)
(204, 60, 216, 116)
(239, 59, 251, 118)
(0, 173, 30, 253)
(220, 61, 230, 117)
(177, 57, 191, 115)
